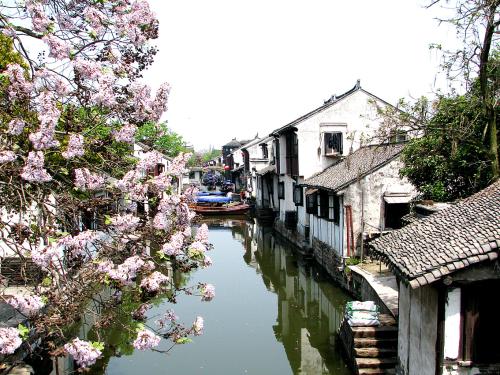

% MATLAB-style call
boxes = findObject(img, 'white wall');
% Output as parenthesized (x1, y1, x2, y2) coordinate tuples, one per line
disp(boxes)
(398, 283, 438, 375)
(296, 89, 387, 180)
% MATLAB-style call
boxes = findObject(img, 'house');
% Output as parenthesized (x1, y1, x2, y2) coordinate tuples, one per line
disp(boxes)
(299, 143, 416, 279)
(240, 135, 274, 197)
(259, 81, 405, 251)
(369, 180, 500, 375)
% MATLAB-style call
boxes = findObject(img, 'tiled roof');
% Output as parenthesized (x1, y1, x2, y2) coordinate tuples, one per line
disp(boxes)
(370, 180, 500, 288)
(223, 139, 242, 147)
(255, 164, 276, 175)
(303, 143, 405, 191)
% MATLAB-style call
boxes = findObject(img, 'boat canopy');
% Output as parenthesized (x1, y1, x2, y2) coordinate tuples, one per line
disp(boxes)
(196, 191, 226, 196)
(195, 196, 232, 204)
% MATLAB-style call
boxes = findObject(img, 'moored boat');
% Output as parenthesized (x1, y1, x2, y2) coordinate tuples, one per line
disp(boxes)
(191, 193, 250, 215)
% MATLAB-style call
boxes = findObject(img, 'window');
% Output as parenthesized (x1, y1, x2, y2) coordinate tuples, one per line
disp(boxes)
(243, 150, 249, 172)
(306, 192, 317, 214)
(261, 144, 269, 159)
(274, 139, 280, 174)
(285, 132, 299, 176)
(324, 132, 343, 156)
(318, 190, 329, 218)
(390, 130, 407, 143)
(293, 185, 303, 206)
(327, 193, 340, 223)
(278, 181, 285, 199)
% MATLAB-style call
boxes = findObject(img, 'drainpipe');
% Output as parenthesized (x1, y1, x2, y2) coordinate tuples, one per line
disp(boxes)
(360, 181, 365, 263)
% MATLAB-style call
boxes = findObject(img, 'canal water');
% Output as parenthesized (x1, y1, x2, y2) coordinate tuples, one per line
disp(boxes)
(40, 219, 352, 375)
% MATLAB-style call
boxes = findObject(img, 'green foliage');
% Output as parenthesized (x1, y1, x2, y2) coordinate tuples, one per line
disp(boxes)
(400, 94, 494, 201)
(17, 324, 30, 340)
(345, 257, 360, 266)
(187, 148, 222, 167)
(0, 33, 28, 71)
(135, 121, 187, 157)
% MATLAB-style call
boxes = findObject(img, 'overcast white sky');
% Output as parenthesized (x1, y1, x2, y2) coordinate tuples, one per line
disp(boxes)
(142, 0, 457, 151)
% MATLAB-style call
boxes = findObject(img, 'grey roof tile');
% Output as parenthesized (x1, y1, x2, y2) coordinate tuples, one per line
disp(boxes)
(370, 180, 500, 287)
(303, 143, 405, 191)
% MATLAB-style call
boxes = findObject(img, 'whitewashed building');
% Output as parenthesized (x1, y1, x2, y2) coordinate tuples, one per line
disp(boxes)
(370, 181, 500, 375)
(259, 81, 403, 246)
(300, 144, 417, 276)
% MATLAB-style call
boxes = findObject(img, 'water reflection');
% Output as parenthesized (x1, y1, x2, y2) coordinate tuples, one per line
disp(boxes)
(30, 219, 351, 375)
(205, 219, 351, 375)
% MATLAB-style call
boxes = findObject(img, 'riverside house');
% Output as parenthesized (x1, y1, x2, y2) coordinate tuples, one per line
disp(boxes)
(300, 143, 416, 280)
(256, 81, 412, 255)
(369, 180, 500, 375)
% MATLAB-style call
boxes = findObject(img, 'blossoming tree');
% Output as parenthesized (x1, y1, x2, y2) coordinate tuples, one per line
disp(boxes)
(0, 0, 214, 369)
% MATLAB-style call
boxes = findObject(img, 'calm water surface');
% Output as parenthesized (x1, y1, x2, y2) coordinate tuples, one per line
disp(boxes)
(44, 219, 352, 375)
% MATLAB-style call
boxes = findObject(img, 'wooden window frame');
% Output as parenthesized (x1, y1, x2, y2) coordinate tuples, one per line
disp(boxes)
(306, 192, 317, 214)
(324, 132, 343, 156)
(285, 132, 299, 177)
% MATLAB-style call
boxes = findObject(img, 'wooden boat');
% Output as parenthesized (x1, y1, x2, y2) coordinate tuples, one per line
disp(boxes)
(191, 202, 250, 215)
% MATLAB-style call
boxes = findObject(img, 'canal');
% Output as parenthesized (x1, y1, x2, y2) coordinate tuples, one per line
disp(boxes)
(40, 219, 353, 375)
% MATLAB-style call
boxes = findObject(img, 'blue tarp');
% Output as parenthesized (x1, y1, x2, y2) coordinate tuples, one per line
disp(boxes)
(196, 191, 225, 196)
(195, 196, 231, 204)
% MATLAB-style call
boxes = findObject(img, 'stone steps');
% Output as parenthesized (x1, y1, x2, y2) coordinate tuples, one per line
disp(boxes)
(354, 337, 397, 348)
(351, 325, 398, 338)
(356, 357, 398, 369)
(354, 347, 397, 358)
(358, 368, 396, 375)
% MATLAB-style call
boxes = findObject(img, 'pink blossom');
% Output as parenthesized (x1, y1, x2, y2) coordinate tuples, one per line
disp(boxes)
(8, 118, 25, 135)
(73, 58, 102, 80)
(6, 294, 45, 316)
(155, 309, 178, 328)
(0, 327, 22, 355)
(42, 34, 70, 60)
(150, 82, 171, 121)
(96, 260, 114, 274)
(93, 73, 116, 106)
(128, 82, 152, 121)
(74, 168, 105, 191)
(136, 151, 163, 172)
(116, 1, 157, 46)
(176, 202, 196, 226)
(168, 153, 191, 176)
(30, 92, 61, 150)
(133, 329, 161, 351)
(5, 64, 32, 99)
(153, 212, 170, 230)
(129, 182, 148, 201)
(189, 241, 207, 254)
(26, 1, 51, 32)
(158, 195, 180, 215)
(192, 316, 204, 336)
(140, 271, 169, 292)
(109, 214, 140, 233)
(21, 151, 52, 183)
(161, 232, 184, 256)
(0, 151, 16, 163)
(200, 283, 215, 301)
(35, 68, 70, 97)
(31, 244, 62, 271)
(83, 6, 105, 35)
(183, 185, 199, 202)
(113, 124, 137, 143)
(202, 255, 213, 268)
(64, 338, 102, 368)
(62, 134, 85, 159)
(57, 230, 99, 258)
(195, 224, 209, 244)
(151, 172, 172, 191)
(115, 170, 140, 192)
(183, 226, 192, 238)
(108, 256, 145, 285)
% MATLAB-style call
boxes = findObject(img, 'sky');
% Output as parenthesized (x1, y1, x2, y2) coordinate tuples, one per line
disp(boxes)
(142, 0, 458, 151)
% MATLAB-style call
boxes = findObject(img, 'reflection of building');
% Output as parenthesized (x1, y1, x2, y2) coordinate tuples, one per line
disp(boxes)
(239, 222, 351, 375)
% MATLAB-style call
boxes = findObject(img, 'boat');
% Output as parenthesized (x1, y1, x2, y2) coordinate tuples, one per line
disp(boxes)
(191, 194, 250, 215)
